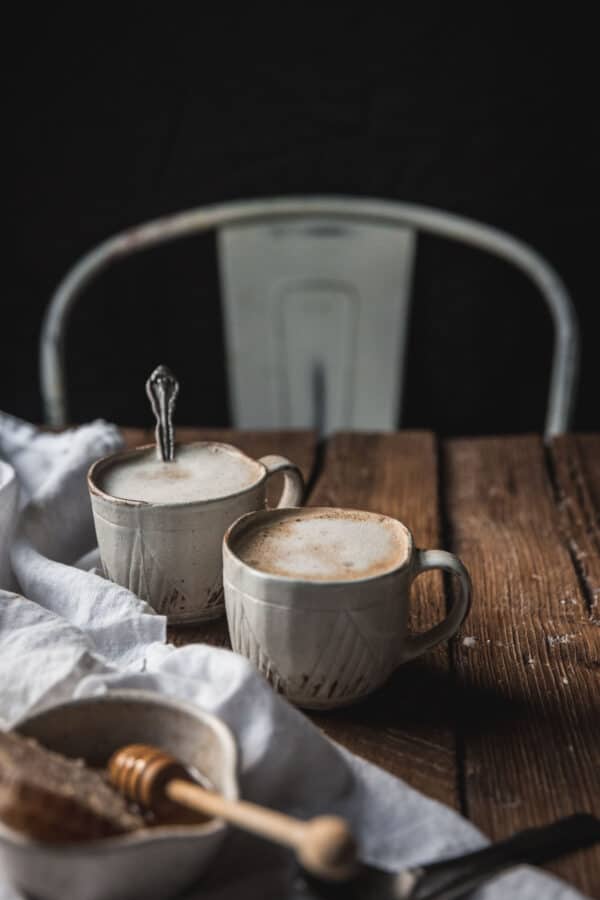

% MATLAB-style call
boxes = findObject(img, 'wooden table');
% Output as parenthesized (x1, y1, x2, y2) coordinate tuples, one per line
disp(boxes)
(123, 428, 600, 896)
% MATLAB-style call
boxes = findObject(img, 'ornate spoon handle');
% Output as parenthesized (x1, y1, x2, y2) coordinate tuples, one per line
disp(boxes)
(145, 365, 179, 462)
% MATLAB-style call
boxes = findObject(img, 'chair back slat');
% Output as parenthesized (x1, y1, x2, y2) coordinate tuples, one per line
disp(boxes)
(218, 218, 416, 433)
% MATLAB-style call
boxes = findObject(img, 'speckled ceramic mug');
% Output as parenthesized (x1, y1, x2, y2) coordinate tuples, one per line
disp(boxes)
(88, 442, 304, 624)
(223, 506, 471, 709)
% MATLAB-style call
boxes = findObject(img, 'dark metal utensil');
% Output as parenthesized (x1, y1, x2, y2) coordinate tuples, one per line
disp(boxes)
(291, 813, 600, 900)
(145, 364, 179, 462)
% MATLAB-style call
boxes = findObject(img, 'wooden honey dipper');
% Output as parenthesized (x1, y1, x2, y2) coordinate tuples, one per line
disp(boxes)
(108, 743, 357, 881)
(2, 733, 598, 898)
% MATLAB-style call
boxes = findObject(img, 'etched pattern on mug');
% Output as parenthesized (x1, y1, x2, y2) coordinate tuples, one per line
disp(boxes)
(225, 582, 396, 706)
(96, 518, 197, 617)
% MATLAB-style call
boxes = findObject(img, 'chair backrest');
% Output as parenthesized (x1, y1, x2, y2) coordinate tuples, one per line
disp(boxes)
(40, 197, 579, 438)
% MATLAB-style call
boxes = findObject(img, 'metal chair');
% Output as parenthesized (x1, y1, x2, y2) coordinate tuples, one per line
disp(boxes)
(40, 196, 579, 438)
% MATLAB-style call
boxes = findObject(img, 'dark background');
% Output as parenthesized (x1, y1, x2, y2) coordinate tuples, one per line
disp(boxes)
(5, 8, 598, 435)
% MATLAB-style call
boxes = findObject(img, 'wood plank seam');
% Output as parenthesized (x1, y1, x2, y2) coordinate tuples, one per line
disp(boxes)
(301, 435, 328, 502)
(438, 435, 470, 823)
(546, 439, 600, 625)
(443, 434, 600, 896)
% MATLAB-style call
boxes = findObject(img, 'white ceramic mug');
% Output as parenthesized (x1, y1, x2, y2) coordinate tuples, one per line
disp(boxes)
(88, 442, 304, 624)
(223, 506, 471, 709)
(0, 460, 19, 591)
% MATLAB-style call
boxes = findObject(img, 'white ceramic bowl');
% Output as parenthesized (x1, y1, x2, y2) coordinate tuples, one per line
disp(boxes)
(0, 691, 238, 900)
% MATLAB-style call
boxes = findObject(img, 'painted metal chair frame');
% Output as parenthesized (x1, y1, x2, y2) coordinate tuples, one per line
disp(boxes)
(40, 196, 579, 438)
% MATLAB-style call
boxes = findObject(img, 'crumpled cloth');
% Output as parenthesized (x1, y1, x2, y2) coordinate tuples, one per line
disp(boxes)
(0, 412, 586, 899)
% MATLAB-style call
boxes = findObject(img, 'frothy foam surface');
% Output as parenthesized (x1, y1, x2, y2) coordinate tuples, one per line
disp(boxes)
(233, 509, 409, 581)
(98, 443, 261, 504)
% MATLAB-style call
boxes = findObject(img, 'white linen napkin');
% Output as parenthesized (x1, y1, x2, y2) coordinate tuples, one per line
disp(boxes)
(0, 461, 18, 591)
(0, 412, 587, 899)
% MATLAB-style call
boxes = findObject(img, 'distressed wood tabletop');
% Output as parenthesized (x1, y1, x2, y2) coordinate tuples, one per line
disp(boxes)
(122, 428, 600, 896)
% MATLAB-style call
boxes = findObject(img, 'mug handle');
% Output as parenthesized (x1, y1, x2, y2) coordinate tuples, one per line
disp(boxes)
(259, 455, 304, 508)
(400, 549, 472, 663)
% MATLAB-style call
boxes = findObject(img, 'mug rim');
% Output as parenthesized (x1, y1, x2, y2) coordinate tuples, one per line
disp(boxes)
(87, 441, 268, 509)
(223, 506, 415, 589)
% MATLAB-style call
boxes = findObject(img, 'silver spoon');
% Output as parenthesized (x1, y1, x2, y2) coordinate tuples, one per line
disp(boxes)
(291, 813, 600, 899)
(145, 365, 179, 462)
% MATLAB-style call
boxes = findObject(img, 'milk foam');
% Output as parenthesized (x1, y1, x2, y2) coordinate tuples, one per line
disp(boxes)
(233, 509, 409, 581)
(98, 443, 261, 504)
